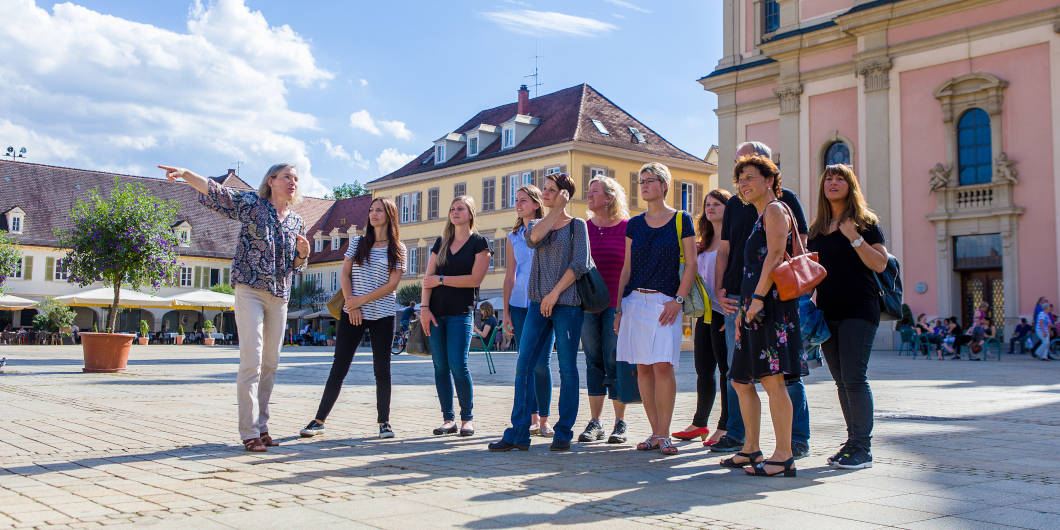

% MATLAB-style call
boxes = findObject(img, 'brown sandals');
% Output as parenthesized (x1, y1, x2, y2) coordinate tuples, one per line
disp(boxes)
(243, 437, 266, 452)
(259, 433, 280, 447)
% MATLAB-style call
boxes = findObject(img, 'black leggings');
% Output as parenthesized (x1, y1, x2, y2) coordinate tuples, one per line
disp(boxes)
(314, 315, 394, 424)
(692, 311, 728, 429)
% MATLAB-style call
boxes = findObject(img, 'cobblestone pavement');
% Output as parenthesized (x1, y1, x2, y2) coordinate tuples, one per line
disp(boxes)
(0, 343, 1058, 529)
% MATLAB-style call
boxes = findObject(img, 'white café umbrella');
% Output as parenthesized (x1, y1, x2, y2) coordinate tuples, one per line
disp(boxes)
(55, 287, 172, 308)
(163, 289, 237, 333)
(0, 294, 38, 310)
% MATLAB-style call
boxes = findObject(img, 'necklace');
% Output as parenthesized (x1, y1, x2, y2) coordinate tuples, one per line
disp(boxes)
(645, 208, 673, 219)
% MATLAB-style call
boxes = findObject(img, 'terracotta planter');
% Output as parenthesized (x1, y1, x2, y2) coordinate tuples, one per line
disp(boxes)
(203, 337, 215, 346)
(175, 335, 184, 345)
(326, 339, 335, 346)
(80, 332, 135, 373)
(137, 337, 148, 345)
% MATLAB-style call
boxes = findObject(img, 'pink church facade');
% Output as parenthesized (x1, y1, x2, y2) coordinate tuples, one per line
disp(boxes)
(701, 0, 1060, 336)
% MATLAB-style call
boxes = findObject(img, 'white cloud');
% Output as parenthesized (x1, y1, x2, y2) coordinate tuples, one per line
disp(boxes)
(481, 10, 617, 36)
(360, 78, 368, 87)
(375, 148, 416, 175)
(603, 0, 651, 14)
(349, 110, 382, 136)
(350, 150, 369, 170)
(379, 120, 413, 141)
(349, 110, 412, 140)
(320, 138, 350, 160)
(0, 0, 332, 197)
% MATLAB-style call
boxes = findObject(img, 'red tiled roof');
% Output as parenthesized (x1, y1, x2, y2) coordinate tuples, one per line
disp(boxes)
(0, 161, 337, 260)
(306, 194, 372, 265)
(370, 84, 710, 184)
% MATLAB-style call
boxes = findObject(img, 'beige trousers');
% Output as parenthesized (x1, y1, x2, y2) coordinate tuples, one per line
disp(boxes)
(234, 284, 288, 441)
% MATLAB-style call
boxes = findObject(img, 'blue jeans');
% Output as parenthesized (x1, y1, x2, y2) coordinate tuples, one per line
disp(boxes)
(724, 295, 809, 445)
(428, 312, 474, 422)
(502, 302, 584, 446)
(582, 307, 618, 400)
(510, 305, 555, 417)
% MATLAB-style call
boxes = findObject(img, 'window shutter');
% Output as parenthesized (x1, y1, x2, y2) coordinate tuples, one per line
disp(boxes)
(607, 168, 615, 180)
(629, 172, 639, 208)
(495, 238, 507, 269)
(501, 175, 510, 209)
(194, 266, 202, 288)
(45, 257, 54, 282)
(223, 267, 231, 285)
(694, 183, 703, 218)
(582, 165, 591, 199)
(415, 191, 423, 222)
(419, 246, 428, 275)
(23, 256, 32, 280)
(533, 169, 541, 191)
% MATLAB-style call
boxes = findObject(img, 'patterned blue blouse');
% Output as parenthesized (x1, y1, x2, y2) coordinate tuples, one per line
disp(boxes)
(199, 180, 307, 301)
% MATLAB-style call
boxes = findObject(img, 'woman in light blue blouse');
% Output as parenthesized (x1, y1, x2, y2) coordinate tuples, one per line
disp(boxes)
(159, 163, 310, 453)
(502, 185, 555, 437)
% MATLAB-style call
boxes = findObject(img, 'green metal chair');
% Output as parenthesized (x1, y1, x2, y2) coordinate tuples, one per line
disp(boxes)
(897, 326, 921, 357)
(471, 325, 498, 374)
(983, 332, 1004, 361)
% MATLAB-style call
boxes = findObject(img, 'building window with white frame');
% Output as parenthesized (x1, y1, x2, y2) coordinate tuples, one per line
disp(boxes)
(54, 258, 70, 281)
(502, 126, 514, 148)
(11, 216, 22, 233)
(315, 238, 324, 253)
(180, 266, 193, 287)
(330, 271, 338, 292)
(544, 167, 560, 177)
(680, 182, 694, 212)
(11, 257, 23, 279)
(400, 193, 420, 223)
(435, 144, 445, 164)
(331, 236, 340, 251)
(406, 247, 419, 276)
(468, 135, 478, 156)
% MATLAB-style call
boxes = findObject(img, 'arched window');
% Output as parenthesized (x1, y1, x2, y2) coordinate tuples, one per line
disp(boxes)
(764, 0, 780, 33)
(824, 141, 851, 167)
(957, 108, 992, 186)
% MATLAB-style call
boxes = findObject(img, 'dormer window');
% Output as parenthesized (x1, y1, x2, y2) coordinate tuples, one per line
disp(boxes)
(331, 236, 340, 250)
(435, 145, 445, 165)
(315, 238, 324, 253)
(592, 120, 610, 136)
(502, 127, 514, 148)
(468, 135, 479, 157)
(5, 207, 26, 234)
(172, 220, 191, 247)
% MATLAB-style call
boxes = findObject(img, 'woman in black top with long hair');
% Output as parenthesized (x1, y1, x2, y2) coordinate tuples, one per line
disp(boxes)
(807, 164, 888, 470)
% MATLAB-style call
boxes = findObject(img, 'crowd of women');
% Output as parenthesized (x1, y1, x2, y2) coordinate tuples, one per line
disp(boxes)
(159, 139, 892, 476)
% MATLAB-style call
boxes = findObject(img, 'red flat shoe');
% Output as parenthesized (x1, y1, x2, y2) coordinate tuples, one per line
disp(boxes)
(703, 439, 719, 447)
(671, 426, 709, 441)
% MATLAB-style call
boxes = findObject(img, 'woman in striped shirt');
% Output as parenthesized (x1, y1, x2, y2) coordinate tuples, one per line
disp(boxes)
(301, 197, 406, 439)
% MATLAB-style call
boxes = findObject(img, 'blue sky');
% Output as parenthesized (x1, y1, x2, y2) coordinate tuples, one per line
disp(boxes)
(1, 0, 721, 197)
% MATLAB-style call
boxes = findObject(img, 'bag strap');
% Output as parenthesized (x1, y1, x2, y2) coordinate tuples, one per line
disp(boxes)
(676, 210, 686, 264)
(772, 201, 806, 258)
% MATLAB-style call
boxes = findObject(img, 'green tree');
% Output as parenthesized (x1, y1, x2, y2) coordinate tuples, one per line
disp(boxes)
(0, 231, 22, 294)
(396, 282, 421, 307)
(54, 178, 181, 332)
(325, 182, 369, 199)
(289, 275, 326, 311)
(31, 297, 76, 332)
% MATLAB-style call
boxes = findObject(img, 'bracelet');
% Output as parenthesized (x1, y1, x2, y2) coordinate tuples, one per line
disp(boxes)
(752, 294, 767, 302)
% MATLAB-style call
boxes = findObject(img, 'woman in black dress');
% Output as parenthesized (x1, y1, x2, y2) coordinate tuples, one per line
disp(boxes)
(724, 154, 802, 477)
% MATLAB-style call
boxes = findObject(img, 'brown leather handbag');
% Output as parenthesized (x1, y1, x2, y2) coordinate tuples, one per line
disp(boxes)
(768, 201, 827, 301)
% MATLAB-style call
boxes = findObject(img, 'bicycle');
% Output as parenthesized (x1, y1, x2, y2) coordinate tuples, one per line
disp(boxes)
(391, 327, 409, 355)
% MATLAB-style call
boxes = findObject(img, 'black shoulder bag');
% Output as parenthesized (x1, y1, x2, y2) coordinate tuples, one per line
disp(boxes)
(572, 219, 610, 313)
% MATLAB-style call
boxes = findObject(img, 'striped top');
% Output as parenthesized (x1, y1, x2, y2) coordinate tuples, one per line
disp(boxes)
(587, 218, 628, 309)
(507, 226, 534, 309)
(526, 217, 591, 306)
(344, 237, 407, 321)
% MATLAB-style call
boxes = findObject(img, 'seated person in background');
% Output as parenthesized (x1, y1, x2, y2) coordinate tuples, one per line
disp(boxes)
(940, 317, 966, 359)
(472, 302, 498, 347)
(1010, 318, 1033, 354)
(914, 314, 941, 357)
(968, 317, 995, 361)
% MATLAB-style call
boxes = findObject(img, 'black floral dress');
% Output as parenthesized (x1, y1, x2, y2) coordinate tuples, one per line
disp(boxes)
(731, 203, 802, 383)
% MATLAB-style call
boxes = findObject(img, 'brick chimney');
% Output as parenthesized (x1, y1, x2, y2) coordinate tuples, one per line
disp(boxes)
(517, 84, 530, 115)
(227, 169, 237, 177)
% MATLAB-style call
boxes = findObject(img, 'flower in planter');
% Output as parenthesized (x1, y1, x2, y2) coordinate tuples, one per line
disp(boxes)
(54, 178, 181, 333)
(0, 232, 22, 294)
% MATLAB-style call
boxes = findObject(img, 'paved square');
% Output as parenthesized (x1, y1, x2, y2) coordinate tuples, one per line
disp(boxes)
(1, 343, 1058, 528)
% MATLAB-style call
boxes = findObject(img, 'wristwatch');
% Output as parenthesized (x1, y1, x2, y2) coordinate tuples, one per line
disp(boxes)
(851, 236, 865, 248)
(753, 293, 768, 302)
(674, 295, 685, 304)
(438, 275, 445, 285)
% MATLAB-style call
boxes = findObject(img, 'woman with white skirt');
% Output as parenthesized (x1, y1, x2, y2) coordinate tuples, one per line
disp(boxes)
(615, 162, 698, 456)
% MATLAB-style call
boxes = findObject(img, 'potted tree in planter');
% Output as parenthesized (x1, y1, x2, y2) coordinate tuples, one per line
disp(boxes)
(55, 178, 180, 373)
(138, 320, 150, 345)
(176, 324, 185, 345)
(202, 319, 216, 346)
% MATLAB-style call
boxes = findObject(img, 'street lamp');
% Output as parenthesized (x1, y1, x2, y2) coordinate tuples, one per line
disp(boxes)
(5, 146, 27, 161)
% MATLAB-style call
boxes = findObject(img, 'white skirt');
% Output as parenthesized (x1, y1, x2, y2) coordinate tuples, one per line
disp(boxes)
(616, 290, 682, 368)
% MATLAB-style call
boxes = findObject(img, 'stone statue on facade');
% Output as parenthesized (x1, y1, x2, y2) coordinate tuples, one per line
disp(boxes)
(995, 152, 1018, 184)
(929, 163, 951, 191)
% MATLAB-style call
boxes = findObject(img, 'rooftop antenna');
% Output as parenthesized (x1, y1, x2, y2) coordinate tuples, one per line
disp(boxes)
(232, 161, 243, 176)
(524, 47, 542, 97)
